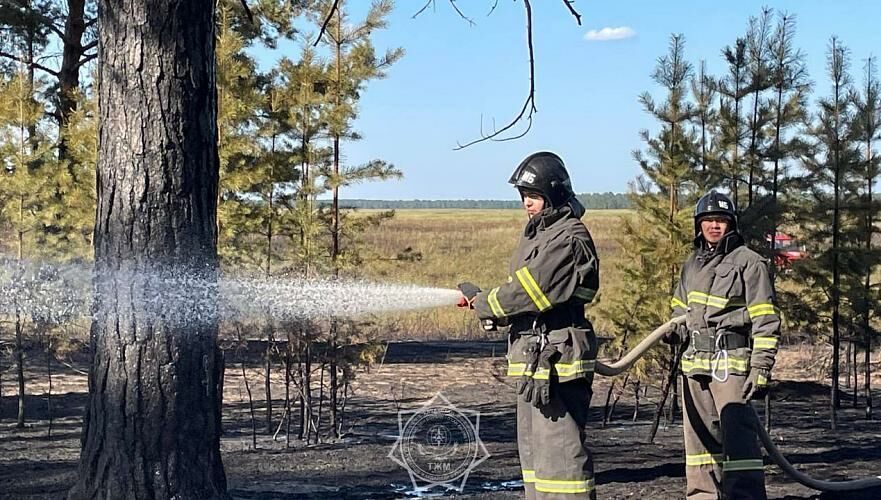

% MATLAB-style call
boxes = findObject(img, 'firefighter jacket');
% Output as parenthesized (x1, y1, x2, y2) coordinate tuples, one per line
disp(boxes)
(671, 231, 780, 379)
(473, 201, 600, 384)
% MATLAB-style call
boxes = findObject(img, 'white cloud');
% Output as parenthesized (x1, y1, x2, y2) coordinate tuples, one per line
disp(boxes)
(584, 26, 636, 42)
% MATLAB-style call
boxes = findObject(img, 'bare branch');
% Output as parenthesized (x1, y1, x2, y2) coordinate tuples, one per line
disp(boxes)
(455, 0, 536, 149)
(562, 0, 582, 26)
(0, 50, 59, 76)
(448, 0, 475, 26)
(486, 0, 500, 17)
(82, 40, 97, 53)
(313, 0, 342, 47)
(412, 0, 434, 19)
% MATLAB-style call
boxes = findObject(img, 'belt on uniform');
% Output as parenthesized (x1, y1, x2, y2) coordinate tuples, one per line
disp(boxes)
(690, 329, 749, 352)
(510, 307, 588, 335)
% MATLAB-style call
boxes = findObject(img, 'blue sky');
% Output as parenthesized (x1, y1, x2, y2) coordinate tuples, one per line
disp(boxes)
(257, 1, 881, 200)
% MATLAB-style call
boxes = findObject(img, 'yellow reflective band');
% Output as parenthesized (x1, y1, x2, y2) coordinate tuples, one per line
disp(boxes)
(534, 477, 594, 494)
(507, 362, 529, 377)
(555, 359, 595, 377)
(532, 360, 596, 380)
(681, 357, 749, 372)
(522, 469, 536, 483)
(686, 453, 724, 466)
(516, 267, 552, 311)
(671, 296, 687, 309)
(488, 287, 506, 317)
(687, 291, 745, 309)
(756, 374, 768, 386)
(753, 337, 778, 349)
(723, 459, 765, 472)
(574, 286, 597, 302)
(748, 303, 778, 318)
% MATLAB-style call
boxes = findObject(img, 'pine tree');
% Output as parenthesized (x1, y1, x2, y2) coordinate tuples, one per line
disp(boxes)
(0, 68, 56, 428)
(601, 34, 699, 439)
(795, 37, 862, 430)
(766, 12, 810, 265)
(850, 55, 881, 419)
(716, 37, 748, 210)
(689, 60, 719, 190)
(0, 0, 97, 162)
(314, 0, 403, 438)
(742, 8, 774, 214)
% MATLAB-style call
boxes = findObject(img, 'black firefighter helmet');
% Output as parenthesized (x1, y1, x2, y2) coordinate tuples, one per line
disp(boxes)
(508, 151, 576, 208)
(694, 190, 738, 236)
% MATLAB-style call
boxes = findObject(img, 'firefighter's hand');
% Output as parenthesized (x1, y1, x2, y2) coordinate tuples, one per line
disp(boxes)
(662, 323, 688, 345)
(532, 346, 560, 408)
(456, 282, 481, 308)
(742, 368, 770, 400)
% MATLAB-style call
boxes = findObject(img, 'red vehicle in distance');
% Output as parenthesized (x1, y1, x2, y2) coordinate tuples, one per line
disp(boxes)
(767, 232, 807, 267)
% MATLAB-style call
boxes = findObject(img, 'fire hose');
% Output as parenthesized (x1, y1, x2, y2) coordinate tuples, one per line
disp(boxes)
(593, 315, 881, 492)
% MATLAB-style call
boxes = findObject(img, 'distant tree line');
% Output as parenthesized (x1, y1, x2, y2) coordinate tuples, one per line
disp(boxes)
(327, 192, 632, 210)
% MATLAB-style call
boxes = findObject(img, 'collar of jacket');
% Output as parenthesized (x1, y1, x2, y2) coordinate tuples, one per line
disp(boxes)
(694, 230, 744, 258)
(523, 198, 585, 238)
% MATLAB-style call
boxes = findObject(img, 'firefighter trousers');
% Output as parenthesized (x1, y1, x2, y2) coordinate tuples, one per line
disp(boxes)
(517, 379, 595, 499)
(682, 374, 767, 500)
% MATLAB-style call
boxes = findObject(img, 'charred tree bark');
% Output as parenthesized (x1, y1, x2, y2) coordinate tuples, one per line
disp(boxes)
(46, 335, 53, 439)
(68, 1, 227, 498)
(242, 360, 257, 450)
(264, 323, 273, 434)
(15, 309, 25, 429)
(648, 344, 682, 444)
(217, 349, 225, 435)
(867, 335, 873, 419)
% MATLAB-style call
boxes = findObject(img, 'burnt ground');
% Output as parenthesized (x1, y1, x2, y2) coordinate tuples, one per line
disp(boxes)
(1, 341, 881, 499)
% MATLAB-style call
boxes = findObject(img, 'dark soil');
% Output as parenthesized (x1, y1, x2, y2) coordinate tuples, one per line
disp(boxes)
(1, 340, 880, 499)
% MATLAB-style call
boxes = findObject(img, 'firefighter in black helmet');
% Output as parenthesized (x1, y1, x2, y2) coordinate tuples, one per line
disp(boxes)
(458, 152, 601, 499)
(668, 190, 780, 499)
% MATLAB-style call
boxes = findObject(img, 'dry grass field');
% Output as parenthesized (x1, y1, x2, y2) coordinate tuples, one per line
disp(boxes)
(357, 209, 630, 339)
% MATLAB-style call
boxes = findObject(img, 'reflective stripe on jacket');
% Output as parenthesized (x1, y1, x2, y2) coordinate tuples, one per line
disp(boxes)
(473, 203, 600, 383)
(671, 231, 780, 378)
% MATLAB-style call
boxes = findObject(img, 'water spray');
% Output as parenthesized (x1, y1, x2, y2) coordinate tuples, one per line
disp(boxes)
(0, 259, 462, 325)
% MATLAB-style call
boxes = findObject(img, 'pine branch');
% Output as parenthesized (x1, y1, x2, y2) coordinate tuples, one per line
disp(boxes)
(455, 0, 536, 149)
(74, 52, 96, 70)
(0, 50, 59, 76)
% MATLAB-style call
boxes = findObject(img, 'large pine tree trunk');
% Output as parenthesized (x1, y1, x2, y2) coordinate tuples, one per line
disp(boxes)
(68, 1, 227, 498)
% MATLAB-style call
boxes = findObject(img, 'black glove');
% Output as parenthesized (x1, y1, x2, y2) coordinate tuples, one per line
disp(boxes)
(457, 282, 481, 308)
(531, 345, 559, 409)
(518, 341, 540, 404)
(663, 323, 689, 345)
(742, 367, 770, 400)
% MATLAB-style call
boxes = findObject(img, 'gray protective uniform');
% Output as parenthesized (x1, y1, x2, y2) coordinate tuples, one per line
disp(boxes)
(671, 231, 780, 499)
(473, 202, 600, 499)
